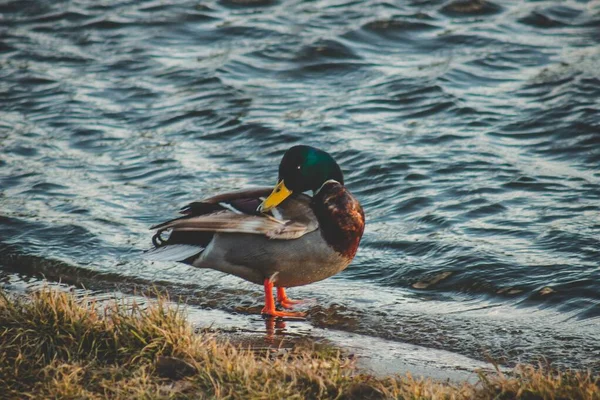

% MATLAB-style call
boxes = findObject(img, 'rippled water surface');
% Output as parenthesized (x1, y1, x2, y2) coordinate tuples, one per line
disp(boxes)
(1, 0, 599, 372)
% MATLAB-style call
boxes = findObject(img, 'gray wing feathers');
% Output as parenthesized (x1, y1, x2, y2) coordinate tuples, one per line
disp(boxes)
(157, 211, 316, 240)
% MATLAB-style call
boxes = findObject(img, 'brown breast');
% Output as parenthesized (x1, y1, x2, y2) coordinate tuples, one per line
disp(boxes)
(311, 181, 365, 259)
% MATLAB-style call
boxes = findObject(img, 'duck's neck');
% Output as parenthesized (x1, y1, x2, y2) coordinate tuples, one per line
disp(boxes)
(311, 181, 365, 259)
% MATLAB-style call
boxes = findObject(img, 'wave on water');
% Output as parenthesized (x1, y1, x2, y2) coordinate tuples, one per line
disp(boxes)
(1, 0, 599, 372)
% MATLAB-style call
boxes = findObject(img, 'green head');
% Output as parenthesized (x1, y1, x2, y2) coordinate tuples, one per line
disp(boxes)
(258, 145, 344, 212)
(279, 145, 344, 192)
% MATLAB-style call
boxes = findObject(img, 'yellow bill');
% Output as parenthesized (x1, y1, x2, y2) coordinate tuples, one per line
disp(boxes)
(258, 180, 292, 213)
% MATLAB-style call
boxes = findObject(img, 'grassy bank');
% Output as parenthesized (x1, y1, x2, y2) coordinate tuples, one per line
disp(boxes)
(0, 288, 598, 399)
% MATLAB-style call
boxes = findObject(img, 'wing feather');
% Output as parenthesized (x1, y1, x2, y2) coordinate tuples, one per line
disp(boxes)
(156, 211, 315, 240)
(151, 188, 318, 242)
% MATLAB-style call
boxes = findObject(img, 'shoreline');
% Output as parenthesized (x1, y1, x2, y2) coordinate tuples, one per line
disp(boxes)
(1, 287, 597, 399)
(2, 249, 597, 376)
(186, 309, 498, 383)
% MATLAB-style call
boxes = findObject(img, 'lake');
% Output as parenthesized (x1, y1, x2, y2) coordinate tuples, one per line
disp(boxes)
(1, 0, 599, 375)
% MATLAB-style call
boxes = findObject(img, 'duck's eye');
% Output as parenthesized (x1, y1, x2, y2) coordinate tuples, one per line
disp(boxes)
(296, 165, 301, 170)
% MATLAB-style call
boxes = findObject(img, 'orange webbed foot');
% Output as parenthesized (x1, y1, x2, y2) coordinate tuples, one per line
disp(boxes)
(276, 287, 316, 309)
(262, 280, 306, 319)
(261, 306, 306, 318)
(276, 287, 305, 309)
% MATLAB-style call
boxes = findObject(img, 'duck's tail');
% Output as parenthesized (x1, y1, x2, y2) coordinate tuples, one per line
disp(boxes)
(142, 244, 204, 262)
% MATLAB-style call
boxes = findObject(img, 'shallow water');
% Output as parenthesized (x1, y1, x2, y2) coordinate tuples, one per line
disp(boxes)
(1, 0, 599, 373)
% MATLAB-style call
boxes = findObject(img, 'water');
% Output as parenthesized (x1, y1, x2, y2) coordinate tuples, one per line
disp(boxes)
(1, 0, 599, 373)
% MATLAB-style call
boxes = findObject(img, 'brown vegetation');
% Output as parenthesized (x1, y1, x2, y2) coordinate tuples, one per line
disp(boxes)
(0, 288, 598, 399)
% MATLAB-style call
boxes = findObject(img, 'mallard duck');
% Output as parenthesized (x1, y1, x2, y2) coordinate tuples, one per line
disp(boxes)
(146, 145, 365, 317)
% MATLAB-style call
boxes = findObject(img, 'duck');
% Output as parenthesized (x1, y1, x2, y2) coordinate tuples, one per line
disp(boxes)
(145, 145, 365, 318)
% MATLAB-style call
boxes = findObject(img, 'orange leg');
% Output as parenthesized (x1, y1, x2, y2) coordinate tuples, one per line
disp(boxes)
(276, 287, 304, 309)
(261, 279, 306, 318)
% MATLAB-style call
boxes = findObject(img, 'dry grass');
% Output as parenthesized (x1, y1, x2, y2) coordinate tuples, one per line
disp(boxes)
(0, 288, 598, 400)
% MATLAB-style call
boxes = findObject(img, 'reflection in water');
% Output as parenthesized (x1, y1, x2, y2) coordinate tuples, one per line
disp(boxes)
(264, 317, 288, 343)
